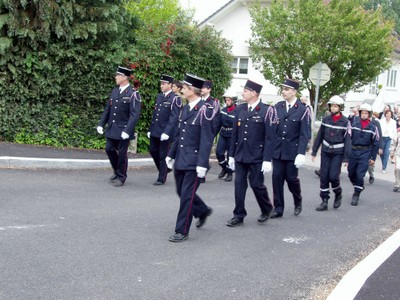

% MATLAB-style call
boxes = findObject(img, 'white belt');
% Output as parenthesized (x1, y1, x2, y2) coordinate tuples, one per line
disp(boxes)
(323, 140, 344, 149)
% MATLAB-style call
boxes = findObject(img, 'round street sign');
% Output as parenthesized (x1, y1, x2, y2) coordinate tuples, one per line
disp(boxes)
(309, 62, 331, 86)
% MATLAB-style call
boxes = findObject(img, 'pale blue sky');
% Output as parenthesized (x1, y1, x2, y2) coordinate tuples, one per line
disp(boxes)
(179, 0, 230, 22)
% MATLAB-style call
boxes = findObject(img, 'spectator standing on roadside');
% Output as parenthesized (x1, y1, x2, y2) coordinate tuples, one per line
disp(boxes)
(379, 110, 397, 173)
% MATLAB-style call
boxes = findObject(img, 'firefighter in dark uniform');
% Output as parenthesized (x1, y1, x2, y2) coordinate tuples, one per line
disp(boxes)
(147, 74, 182, 186)
(270, 78, 311, 218)
(215, 94, 237, 182)
(226, 80, 277, 227)
(199, 80, 220, 183)
(166, 74, 216, 242)
(348, 103, 379, 206)
(97, 66, 141, 187)
(311, 96, 352, 211)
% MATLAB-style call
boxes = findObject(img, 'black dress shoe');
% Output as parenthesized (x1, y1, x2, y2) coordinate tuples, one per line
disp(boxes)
(270, 211, 283, 219)
(169, 233, 188, 242)
(196, 207, 213, 228)
(167, 168, 172, 174)
(153, 181, 164, 186)
(109, 174, 118, 182)
(199, 177, 206, 183)
(294, 206, 302, 216)
(257, 211, 272, 224)
(226, 218, 243, 227)
(315, 169, 320, 177)
(113, 180, 124, 187)
(369, 176, 374, 184)
(224, 173, 233, 182)
(218, 169, 227, 179)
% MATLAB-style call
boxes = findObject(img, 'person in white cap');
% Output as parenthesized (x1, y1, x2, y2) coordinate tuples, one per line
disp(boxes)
(347, 103, 379, 206)
(311, 95, 351, 211)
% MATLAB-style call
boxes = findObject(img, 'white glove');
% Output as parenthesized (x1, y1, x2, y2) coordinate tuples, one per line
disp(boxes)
(160, 133, 169, 141)
(165, 157, 175, 169)
(97, 126, 104, 135)
(147, 132, 151, 139)
(294, 154, 305, 169)
(196, 166, 207, 178)
(261, 161, 272, 174)
(228, 157, 235, 171)
(121, 132, 130, 140)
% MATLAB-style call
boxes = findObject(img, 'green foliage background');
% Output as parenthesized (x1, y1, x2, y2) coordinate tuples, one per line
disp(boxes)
(0, 0, 233, 152)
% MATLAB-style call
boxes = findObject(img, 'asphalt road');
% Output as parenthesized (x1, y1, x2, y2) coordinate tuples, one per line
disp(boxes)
(1, 165, 399, 299)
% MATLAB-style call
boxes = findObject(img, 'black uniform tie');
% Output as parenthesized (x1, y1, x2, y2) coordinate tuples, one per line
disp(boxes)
(288, 104, 291, 112)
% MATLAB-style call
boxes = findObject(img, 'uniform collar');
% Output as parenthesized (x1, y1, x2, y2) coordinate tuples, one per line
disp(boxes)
(189, 98, 202, 111)
(119, 83, 130, 93)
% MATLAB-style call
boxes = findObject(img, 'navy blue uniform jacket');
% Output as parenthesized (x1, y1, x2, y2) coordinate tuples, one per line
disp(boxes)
(98, 85, 141, 140)
(229, 102, 277, 163)
(168, 101, 215, 170)
(271, 99, 311, 160)
(312, 114, 352, 162)
(149, 92, 181, 138)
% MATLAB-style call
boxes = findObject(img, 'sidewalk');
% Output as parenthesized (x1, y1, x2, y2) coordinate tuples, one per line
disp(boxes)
(0, 142, 153, 169)
(0, 141, 396, 185)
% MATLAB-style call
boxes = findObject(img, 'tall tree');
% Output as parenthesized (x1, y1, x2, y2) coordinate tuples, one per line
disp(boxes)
(364, 0, 400, 33)
(249, 0, 397, 113)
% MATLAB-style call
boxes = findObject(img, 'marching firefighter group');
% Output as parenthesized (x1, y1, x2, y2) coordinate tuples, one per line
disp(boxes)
(97, 66, 389, 242)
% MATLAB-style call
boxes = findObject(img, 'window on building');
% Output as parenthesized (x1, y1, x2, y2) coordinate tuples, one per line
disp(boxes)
(231, 57, 249, 75)
(368, 76, 379, 95)
(387, 69, 397, 88)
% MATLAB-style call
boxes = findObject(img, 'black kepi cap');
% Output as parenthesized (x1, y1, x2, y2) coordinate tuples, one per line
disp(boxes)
(280, 78, 300, 90)
(160, 74, 174, 83)
(182, 73, 205, 89)
(202, 80, 213, 89)
(244, 80, 263, 94)
(116, 66, 132, 77)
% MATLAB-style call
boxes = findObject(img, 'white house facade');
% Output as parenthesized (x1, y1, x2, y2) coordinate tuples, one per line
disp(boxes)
(199, 0, 400, 115)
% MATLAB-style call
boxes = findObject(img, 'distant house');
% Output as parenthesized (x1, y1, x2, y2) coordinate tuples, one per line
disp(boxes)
(199, 0, 400, 114)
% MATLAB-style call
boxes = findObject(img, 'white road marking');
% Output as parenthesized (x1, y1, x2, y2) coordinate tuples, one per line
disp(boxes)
(327, 228, 400, 299)
(0, 224, 58, 231)
(283, 236, 310, 244)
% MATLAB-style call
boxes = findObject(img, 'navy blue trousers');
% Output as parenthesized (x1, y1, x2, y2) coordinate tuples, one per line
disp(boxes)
(174, 169, 209, 235)
(272, 159, 302, 214)
(216, 135, 231, 163)
(105, 138, 130, 182)
(149, 136, 170, 183)
(233, 161, 273, 220)
(348, 150, 371, 194)
(319, 152, 343, 199)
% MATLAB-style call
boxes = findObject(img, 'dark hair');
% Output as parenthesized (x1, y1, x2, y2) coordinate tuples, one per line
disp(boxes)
(172, 81, 183, 89)
(385, 110, 393, 118)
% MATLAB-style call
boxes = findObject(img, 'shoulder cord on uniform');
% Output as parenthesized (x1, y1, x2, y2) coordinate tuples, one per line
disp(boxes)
(193, 101, 220, 125)
(129, 91, 140, 106)
(264, 106, 279, 125)
(301, 106, 311, 122)
(171, 96, 183, 108)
